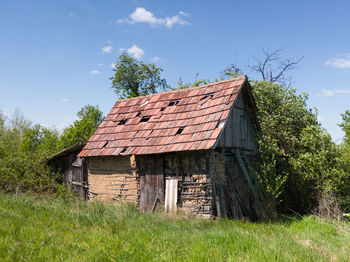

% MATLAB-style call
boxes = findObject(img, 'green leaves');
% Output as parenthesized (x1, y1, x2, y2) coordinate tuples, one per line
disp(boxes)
(59, 105, 104, 149)
(110, 53, 169, 98)
(251, 80, 349, 213)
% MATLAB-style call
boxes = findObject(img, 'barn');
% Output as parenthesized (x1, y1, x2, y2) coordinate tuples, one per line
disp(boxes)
(78, 76, 265, 220)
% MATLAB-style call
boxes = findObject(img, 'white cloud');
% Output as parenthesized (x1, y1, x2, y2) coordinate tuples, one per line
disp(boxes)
(118, 7, 190, 28)
(101, 46, 113, 53)
(61, 98, 69, 102)
(325, 54, 350, 68)
(126, 44, 144, 59)
(110, 63, 117, 68)
(90, 70, 101, 75)
(150, 56, 165, 63)
(318, 88, 350, 96)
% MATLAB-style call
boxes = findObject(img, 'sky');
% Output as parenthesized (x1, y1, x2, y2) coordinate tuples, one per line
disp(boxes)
(0, 0, 349, 142)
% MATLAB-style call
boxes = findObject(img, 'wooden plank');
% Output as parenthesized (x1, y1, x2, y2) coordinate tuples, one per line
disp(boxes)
(139, 156, 164, 212)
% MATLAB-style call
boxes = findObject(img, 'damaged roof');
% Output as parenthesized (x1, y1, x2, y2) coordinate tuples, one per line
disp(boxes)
(78, 76, 247, 157)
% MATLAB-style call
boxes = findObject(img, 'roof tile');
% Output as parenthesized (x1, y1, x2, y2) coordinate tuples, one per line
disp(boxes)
(78, 76, 247, 157)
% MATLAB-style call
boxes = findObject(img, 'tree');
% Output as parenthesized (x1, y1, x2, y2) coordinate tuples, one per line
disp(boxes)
(224, 48, 303, 87)
(110, 53, 169, 98)
(59, 105, 104, 149)
(249, 80, 348, 213)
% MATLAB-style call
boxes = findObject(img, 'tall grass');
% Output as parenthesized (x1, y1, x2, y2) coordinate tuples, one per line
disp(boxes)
(0, 193, 349, 261)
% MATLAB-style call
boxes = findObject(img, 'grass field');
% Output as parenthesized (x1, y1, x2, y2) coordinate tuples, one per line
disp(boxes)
(0, 194, 349, 261)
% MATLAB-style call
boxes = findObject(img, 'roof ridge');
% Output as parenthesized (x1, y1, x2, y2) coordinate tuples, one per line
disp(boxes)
(118, 75, 247, 102)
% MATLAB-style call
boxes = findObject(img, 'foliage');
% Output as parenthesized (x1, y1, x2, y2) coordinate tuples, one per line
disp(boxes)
(59, 105, 103, 149)
(0, 111, 63, 195)
(251, 80, 349, 213)
(1, 194, 349, 261)
(110, 53, 169, 98)
(339, 110, 350, 161)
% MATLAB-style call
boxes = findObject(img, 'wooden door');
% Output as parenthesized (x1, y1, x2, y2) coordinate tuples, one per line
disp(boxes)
(139, 156, 164, 212)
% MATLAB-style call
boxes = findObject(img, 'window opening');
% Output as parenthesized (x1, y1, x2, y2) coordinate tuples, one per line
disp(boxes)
(200, 93, 214, 101)
(140, 116, 151, 122)
(119, 119, 128, 125)
(160, 107, 166, 111)
(120, 147, 127, 154)
(168, 100, 180, 106)
(136, 111, 142, 117)
(102, 141, 109, 148)
(216, 120, 225, 128)
(176, 126, 185, 135)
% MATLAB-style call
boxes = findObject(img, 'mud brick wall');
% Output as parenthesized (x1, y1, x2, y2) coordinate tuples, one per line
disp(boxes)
(87, 156, 139, 203)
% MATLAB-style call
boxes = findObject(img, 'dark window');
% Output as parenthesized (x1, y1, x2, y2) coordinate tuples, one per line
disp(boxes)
(160, 107, 166, 111)
(168, 100, 180, 106)
(119, 119, 128, 125)
(200, 93, 214, 101)
(140, 116, 151, 122)
(101, 141, 109, 148)
(176, 126, 185, 135)
(136, 111, 142, 117)
(120, 147, 127, 154)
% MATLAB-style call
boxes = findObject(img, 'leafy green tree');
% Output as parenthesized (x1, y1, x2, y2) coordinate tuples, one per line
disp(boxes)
(0, 111, 63, 195)
(59, 105, 103, 149)
(251, 80, 348, 213)
(110, 53, 169, 98)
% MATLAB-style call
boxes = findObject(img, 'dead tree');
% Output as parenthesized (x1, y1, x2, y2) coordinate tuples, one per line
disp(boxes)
(224, 48, 304, 87)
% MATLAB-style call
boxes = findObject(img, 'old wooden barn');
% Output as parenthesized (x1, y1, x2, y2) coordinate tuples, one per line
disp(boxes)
(78, 76, 265, 220)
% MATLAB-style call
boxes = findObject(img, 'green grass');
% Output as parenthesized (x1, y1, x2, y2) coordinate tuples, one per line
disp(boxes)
(0, 194, 349, 261)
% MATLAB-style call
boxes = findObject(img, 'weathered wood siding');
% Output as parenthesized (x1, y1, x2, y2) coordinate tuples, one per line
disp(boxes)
(216, 91, 257, 151)
(88, 156, 139, 203)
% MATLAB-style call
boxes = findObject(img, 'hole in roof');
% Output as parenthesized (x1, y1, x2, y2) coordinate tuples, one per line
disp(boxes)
(160, 107, 166, 111)
(168, 100, 180, 106)
(140, 100, 149, 107)
(176, 126, 185, 135)
(120, 147, 127, 154)
(119, 119, 128, 125)
(216, 120, 225, 128)
(102, 141, 109, 148)
(200, 93, 214, 101)
(136, 111, 142, 117)
(140, 116, 151, 123)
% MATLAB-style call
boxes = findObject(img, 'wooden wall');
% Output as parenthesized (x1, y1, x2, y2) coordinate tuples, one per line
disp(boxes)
(216, 91, 257, 151)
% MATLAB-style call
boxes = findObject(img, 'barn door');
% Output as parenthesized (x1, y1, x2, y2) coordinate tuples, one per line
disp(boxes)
(139, 156, 164, 212)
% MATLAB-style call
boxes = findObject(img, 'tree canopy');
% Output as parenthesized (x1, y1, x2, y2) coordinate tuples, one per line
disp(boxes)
(110, 53, 169, 98)
(59, 105, 104, 149)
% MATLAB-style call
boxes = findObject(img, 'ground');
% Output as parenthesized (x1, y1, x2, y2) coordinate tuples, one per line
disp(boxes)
(0, 194, 349, 261)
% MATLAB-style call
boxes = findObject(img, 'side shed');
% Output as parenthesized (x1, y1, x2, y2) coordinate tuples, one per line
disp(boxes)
(78, 76, 267, 220)
(48, 143, 88, 199)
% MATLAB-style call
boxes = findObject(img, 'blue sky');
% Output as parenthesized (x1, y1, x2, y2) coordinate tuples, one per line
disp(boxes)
(0, 0, 349, 142)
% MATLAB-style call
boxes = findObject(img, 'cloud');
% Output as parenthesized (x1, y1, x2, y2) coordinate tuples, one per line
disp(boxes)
(61, 98, 69, 103)
(110, 63, 117, 68)
(318, 88, 350, 97)
(98, 64, 103, 67)
(325, 54, 350, 68)
(90, 70, 101, 75)
(101, 46, 113, 53)
(126, 44, 144, 59)
(118, 7, 190, 28)
(150, 56, 165, 63)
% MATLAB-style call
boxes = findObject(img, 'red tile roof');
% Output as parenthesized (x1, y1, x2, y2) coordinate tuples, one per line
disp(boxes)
(78, 76, 247, 157)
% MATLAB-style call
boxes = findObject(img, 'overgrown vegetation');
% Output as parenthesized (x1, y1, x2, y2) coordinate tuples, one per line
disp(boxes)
(0, 105, 103, 196)
(0, 193, 349, 261)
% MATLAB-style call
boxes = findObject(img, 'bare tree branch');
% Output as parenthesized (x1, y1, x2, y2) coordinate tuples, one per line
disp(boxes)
(224, 48, 304, 86)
